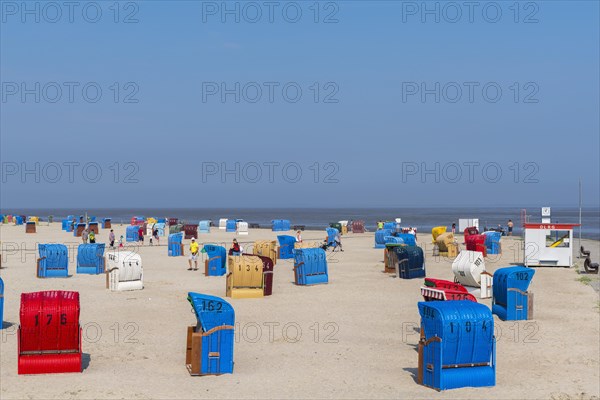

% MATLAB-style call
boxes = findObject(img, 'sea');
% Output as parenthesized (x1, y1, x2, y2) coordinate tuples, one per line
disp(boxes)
(3, 207, 599, 240)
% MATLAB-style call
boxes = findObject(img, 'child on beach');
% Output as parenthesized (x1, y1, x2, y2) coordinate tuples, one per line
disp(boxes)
(118, 235, 124, 248)
(89, 230, 96, 243)
(296, 230, 302, 242)
(507, 220, 514, 236)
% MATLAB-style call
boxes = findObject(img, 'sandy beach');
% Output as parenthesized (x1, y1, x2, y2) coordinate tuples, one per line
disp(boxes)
(0, 222, 599, 400)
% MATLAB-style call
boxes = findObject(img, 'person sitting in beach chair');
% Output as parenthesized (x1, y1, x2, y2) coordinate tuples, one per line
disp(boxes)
(229, 239, 241, 256)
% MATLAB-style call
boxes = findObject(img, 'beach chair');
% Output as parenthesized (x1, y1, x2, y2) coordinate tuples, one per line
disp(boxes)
(384, 242, 404, 273)
(226, 220, 237, 232)
(463, 226, 479, 243)
(418, 301, 495, 390)
(37, 244, 69, 278)
(483, 231, 502, 255)
(326, 227, 339, 248)
(102, 218, 112, 229)
(184, 224, 198, 239)
(492, 266, 535, 321)
(106, 251, 143, 291)
(237, 221, 249, 235)
(352, 220, 365, 233)
(87, 222, 99, 234)
(203, 245, 227, 276)
(374, 229, 393, 248)
(169, 223, 184, 234)
(431, 226, 447, 243)
(451, 250, 492, 299)
(18, 291, 82, 374)
(277, 235, 296, 259)
(126, 225, 138, 242)
(466, 234, 487, 257)
(254, 240, 278, 265)
(199, 220, 211, 234)
(391, 245, 426, 279)
(436, 233, 458, 258)
(293, 248, 328, 286)
(168, 233, 184, 257)
(186, 293, 235, 376)
(226, 255, 264, 298)
(76, 244, 105, 275)
(583, 256, 599, 274)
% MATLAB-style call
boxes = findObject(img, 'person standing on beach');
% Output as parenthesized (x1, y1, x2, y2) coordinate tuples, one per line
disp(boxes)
(452, 223, 456, 234)
(138, 226, 144, 244)
(108, 229, 115, 248)
(153, 227, 160, 246)
(335, 230, 344, 252)
(507, 220, 514, 236)
(81, 228, 89, 244)
(296, 230, 302, 242)
(188, 238, 199, 271)
(89, 230, 96, 244)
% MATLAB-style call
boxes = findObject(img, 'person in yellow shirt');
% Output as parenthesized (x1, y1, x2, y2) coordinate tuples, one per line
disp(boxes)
(188, 237, 200, 271)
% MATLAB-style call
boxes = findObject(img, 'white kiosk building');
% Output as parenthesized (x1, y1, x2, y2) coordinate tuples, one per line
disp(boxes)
(524, 207, 579, 267)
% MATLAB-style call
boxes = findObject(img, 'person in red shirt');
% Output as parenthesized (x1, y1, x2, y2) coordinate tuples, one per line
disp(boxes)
(138, 226, 144, 244)
(229, 239, 241, 255)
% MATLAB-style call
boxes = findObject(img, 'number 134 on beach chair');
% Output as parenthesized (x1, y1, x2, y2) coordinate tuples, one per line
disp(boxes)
(226, 256, 265, 299)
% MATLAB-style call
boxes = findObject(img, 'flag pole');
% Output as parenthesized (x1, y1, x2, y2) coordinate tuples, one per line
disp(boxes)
(578, 178, 582, 249)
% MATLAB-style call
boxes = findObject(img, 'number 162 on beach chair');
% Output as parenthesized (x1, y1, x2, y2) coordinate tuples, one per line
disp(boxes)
(186, 293, 234, 376)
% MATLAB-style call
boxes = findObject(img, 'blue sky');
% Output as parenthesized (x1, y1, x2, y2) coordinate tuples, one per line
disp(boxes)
(1, 1, 598, 208)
